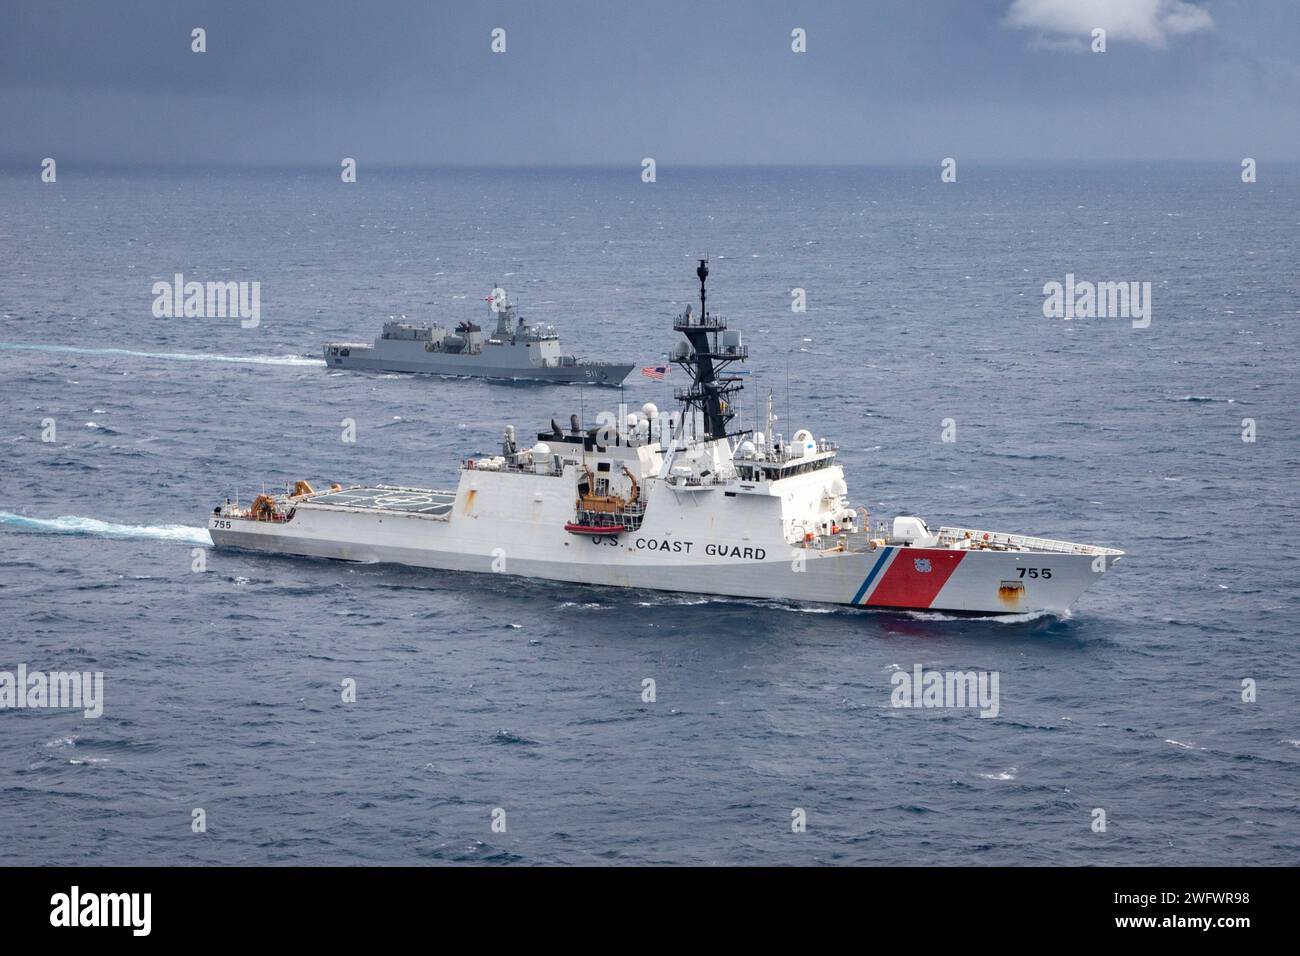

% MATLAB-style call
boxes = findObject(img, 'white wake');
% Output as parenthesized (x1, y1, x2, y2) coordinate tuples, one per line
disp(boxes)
(0, 511, 212, 546)
(0, 343, 325, 367)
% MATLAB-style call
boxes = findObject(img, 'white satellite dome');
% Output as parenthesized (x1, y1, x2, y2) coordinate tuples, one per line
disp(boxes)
(531, 442, 551, 457)
(793, 429, 816, 456)
(641, 402, 658, 421)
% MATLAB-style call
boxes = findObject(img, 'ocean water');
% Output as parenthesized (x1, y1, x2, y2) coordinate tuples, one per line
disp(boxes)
(1, 164, 1297, 865)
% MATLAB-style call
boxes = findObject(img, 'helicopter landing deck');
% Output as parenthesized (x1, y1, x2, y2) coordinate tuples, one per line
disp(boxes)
(306, 486, 455, 516)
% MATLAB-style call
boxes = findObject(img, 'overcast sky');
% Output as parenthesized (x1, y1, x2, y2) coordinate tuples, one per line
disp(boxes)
(1, 0, 1297, 165)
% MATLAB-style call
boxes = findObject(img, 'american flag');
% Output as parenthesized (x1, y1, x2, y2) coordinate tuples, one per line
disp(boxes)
(640, 365, 669, 381)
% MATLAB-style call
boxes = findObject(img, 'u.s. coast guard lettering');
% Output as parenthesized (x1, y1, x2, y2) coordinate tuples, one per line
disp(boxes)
(624, 537, 768, 560)
(705, 542, 765, 560)
(206, 261, 1123, 615)
(635, 536, 693, 553)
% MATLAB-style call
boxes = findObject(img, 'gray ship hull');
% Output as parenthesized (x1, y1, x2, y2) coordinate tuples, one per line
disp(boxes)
(326, 289, 635, 385)
(327, 350, 634, 385)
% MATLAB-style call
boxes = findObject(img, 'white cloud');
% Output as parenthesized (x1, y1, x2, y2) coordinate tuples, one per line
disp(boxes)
(1006, 0, 1214, 49)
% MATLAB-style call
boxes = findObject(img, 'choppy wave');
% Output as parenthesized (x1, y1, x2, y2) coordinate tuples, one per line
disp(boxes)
(979, 768, 1018, 781)
(492, 729, 540, 746)
(901, 608, 1067, 625)
(0, 511, 212, 546)
(0, 343, 325, 367)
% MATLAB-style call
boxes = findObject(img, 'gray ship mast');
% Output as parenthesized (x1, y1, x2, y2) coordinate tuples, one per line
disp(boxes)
(491, 285, 520, 340)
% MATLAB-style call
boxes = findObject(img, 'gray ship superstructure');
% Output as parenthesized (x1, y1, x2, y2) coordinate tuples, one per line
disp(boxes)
(324, 289, 633, 385)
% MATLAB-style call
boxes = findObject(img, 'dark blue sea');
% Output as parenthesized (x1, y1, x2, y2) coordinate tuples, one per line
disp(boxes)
(1, 164, 1297, 865)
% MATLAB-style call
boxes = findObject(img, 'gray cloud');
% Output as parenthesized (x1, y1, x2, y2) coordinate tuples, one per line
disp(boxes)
(0, 0, 1295, 165)
(1005, 0, 1214, 49)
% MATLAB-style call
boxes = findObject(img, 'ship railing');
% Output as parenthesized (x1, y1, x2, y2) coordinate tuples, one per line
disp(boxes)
(679, 346, 748, 361)
(463, 458, 566, 477)
(761, 442, 839, 463)
(575, 501, 647, 517)
(351, 483, 458, 496)
(672, 384, 743, 404)
(781, 531, 857, 552)
(572, 501, 647, 530)
(235, 511, 294, 523)
(673, 313, 727, 332)
(936, 526, 1124, 556)
(661, 473, 729, 488)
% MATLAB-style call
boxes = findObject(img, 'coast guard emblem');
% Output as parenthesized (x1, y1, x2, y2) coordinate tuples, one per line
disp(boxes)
(914, 558, 932, 573)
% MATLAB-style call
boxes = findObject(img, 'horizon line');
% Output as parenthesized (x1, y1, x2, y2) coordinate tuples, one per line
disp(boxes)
(2, 158, 1291, 172)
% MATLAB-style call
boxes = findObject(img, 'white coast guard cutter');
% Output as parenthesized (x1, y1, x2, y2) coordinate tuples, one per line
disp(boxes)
(209, 260, 1122, 615)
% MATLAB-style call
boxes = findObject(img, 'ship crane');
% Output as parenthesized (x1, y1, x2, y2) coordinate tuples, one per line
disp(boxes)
(565, 465, 643, 535)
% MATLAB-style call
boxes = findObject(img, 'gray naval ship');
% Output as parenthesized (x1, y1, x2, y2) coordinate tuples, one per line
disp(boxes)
(324, 288, 634, 385)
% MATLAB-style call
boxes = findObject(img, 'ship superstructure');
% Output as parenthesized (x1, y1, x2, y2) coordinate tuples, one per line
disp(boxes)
(324, 289, 634, 385)
(214, 262, 1122, 615)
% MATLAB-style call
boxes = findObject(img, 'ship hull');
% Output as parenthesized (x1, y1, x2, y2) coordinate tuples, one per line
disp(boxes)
(208, 498, 1117, 615)
(326, 351, 633, 385)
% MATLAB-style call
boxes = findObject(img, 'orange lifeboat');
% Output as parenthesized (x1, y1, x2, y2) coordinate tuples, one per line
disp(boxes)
(564, 522, 625, 535)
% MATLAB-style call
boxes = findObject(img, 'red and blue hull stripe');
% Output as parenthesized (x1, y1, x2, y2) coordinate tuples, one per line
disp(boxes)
(852, 547, 968, 609)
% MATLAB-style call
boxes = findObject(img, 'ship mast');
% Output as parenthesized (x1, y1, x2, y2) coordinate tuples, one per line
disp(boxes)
(671, 258, 748, 441)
